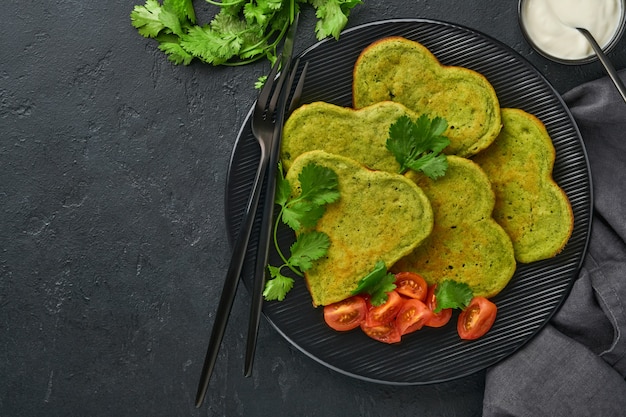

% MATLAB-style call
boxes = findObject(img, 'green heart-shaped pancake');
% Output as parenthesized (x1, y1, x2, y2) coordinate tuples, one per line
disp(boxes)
(281, 100, 413, 172)
(286, 150, 434, 306)
(353, 37, 502, 158)
(393, 156, 516, 298)
(472, 108, 573, 263)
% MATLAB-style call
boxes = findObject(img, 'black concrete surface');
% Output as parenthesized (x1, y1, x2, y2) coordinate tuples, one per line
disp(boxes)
(2, 1, 625, 416)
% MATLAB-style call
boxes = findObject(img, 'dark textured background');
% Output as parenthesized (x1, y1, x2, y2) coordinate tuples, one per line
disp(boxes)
(2, 1, 625, 416)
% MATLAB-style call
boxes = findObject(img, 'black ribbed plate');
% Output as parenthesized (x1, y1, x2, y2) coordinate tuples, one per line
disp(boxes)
(224, 19, 592, 384)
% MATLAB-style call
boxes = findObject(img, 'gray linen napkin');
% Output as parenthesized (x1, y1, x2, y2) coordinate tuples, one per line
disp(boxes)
(483, 71, 626, 416)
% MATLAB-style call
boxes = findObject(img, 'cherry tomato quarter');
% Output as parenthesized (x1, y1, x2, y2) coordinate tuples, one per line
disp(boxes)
(365, 290, 404, 327)
(395, 299, 433, 335)
(394, 272, 428, 301)
(323, 295, 367, 331)
(360, 321, 402, 344)
(424, 285, 453, 328)
(457, 297, 497, 340)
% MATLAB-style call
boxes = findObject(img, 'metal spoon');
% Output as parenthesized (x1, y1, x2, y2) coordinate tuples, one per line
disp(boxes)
(576, 27, 626, 104)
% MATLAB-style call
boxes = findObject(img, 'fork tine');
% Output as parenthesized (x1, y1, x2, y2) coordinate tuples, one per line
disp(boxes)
(268, 66, 288, 114)
(255, 53, 283, 113)
(287, 60, 308, 116)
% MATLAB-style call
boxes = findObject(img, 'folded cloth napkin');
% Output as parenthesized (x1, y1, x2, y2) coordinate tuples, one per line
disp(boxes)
(483, 70, 626, 416)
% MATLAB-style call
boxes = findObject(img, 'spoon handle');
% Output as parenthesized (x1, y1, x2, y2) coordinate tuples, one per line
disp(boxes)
(577, 27, 626, 104)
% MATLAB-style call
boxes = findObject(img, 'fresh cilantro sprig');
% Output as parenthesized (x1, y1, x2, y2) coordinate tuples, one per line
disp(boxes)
(351, 260, 396, 306)
(386, 114, 451, 179)
(131, 0, 363, 70)
(263, 162, 340, 301)
(433, 280, 474, 312)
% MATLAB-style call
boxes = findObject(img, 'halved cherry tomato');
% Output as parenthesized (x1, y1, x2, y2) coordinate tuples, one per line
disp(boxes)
(457, 296, 497, 340)
(323, 295, 367, 331)
(424, 284, 452, 328)
(394, 272, 428, 301)
(395, 299, 433, 335)
(365, 290, 404, 327)
(360, 321, 401, 344)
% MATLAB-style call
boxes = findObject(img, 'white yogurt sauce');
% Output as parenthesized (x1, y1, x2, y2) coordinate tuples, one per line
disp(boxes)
(521, 0, 623, 60)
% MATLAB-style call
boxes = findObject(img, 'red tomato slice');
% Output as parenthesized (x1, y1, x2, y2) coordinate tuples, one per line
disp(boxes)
(424, 285, 452, 328)
(360, 321, 401, 344)
(395, 299, 433, 335)
(323, 296, 367, 331)
(365, 290, 404, 327)
(457, 297, 497, 340)
(394, 272, 428, 301)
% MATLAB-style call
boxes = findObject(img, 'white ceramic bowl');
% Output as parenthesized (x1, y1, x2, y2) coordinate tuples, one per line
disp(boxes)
(518, 0, 626, 64)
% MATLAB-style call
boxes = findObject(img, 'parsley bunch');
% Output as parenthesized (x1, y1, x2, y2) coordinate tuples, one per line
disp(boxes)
(131, 0, 363, 68)
(263, 162, 340, 301)
(386, 114, 451, 179)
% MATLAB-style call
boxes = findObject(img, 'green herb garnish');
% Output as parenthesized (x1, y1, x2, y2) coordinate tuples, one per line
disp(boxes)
(263, 162, 340, 301)
(131, 0, 363, 70)
(386, 114, 450, 179)
(433, 280, 474, 312)
(351, 260, 396, 306)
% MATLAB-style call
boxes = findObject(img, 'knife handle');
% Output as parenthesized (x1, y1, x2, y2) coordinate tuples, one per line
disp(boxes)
(195, 149, 269, 407)
(244, 145, 278, 377)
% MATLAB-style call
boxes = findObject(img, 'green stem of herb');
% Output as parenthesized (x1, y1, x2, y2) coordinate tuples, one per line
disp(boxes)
(222, 55, 266, 66)
(237, 26, 283, 57)
(204, 0, 243, 6)
(273, 207, 289, 266)
(223, 9, 290, 67)
(273, 206, 303, 277)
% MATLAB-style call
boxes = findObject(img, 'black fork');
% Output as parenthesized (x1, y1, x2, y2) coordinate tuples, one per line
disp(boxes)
(195, 37, 306, 408)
